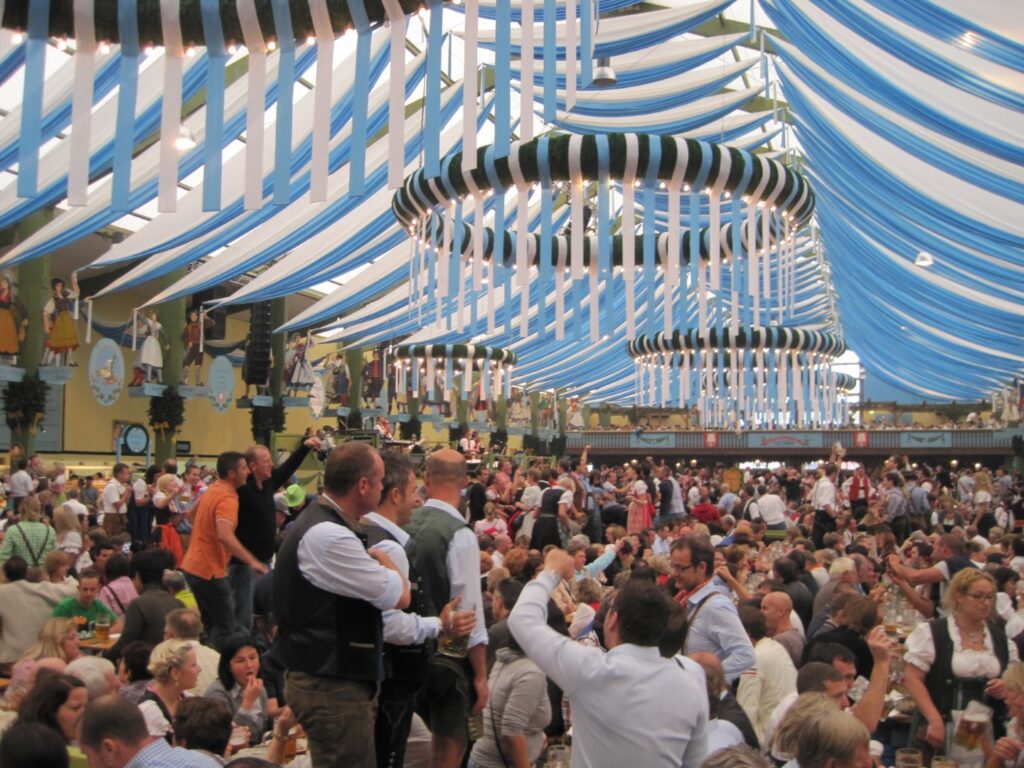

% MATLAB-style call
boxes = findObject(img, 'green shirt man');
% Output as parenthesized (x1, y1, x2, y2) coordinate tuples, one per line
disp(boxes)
(52, 572, 119, 636)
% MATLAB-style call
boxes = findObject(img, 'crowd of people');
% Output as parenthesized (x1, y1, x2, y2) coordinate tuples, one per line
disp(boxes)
(0, 440, 1022, 768)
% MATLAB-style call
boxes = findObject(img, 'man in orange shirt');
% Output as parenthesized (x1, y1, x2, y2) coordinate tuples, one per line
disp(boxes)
(180, 451, 267, 650)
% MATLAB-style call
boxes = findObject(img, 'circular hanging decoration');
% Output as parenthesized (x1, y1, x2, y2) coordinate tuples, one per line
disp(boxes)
(834, 373, 857, 393)
(626, 326, 846, 358)
(88, 338, 126, 406)
(626, 325, 848, 430)
(393, 344, 517, 366)
(2, 0, 429, 46)
(206, 356, 235, 413)
(392, 132, 815, 230)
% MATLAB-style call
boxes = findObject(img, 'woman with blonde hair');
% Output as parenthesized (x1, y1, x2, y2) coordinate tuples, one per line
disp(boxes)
(18, 618, 81, 665)
(988, 662, 1024, 767)
(53, 504, 83, 559)
(42, 550, 75, 586)
(137, 639, 201, 741)
(773, 692, 871, 768)
(905, 568, 1017, 757)
(0, 496, 56, 567)
(151, 473, 184, 566)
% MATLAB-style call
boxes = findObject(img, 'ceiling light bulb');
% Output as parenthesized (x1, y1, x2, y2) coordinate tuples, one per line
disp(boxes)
(914, 251, 935, 267)
(174, 127, 197, 151)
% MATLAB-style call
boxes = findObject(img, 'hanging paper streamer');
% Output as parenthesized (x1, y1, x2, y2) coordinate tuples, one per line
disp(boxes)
(111, 1, 141, 212)
(537, 135, 552, 334)
(85, 300, 94, 344)
(270, 0, 296, 205)
(595, 134, 611, 336)
(568, 134, 584, 279)
(382, 0, 407, 189)
(344, 0, 372, 195)
(519, 0, 534, 141)
(238, 0, 267, 210)
(580, 0, 592, 86)
(462, 0, 478, 171)
(564, 0, 576, 109)
(542, 0, 556, 122)
(157, 0, 184, 212)
(309, 0, 334, 202)
(621, 135, 638, 338)
(494, 0, 512, 158)
(200, 0, 227, 212)
(68, 0, 96, 207)
(424, 0, 443, 176)
(17, 0, 50, 199)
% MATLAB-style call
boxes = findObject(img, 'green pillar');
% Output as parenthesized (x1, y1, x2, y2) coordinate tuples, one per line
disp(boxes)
(346, 347, 364, 415)
(530, 391, 540, 434)
(13, 243, 50, 456)
(598, 404, 611, 428)
(153, 272, 186, 463)
(269, 299, 287, 452)
(582, 404, 592, 429)
(556, 390, 568, 432)
(496, 395, 508, 430)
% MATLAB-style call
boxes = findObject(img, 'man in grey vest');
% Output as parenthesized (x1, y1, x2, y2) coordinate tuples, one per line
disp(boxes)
(405, 449, 488, 768)
(273, 442, 410, 768)
(363, 452, 474, 768)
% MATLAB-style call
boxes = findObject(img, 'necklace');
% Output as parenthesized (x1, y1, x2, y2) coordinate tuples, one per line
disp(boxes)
(955, 618, 985, 647)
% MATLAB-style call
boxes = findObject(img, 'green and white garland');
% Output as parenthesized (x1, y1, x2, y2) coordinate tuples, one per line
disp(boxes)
(392, 343, 515, 402)
(626, 325, 848, 429)
(392, 132, 816, 341)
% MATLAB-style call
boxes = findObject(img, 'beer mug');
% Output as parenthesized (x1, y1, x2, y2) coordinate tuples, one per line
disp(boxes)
(94, 614, 111, 643)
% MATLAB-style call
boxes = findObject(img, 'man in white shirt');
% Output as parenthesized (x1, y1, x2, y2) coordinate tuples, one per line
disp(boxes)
(364, 453, 474, 768)
(810, 462, 839, 549)
(509, 548, 709, 767)
(8, 459, 34, 504)
(0, 556, 76, 668)
(405, 449, 489, 768)
(754, 482, 789, 531)
(736, 606, 797, 745)
(101, 463, 132, 536)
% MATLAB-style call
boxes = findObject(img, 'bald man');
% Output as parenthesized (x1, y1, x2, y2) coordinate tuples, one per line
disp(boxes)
(761, 591, 804, 667)
(405, 449, 488, 768)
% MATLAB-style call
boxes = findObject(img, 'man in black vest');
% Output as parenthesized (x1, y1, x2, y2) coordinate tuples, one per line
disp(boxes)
(363, 453, 474, 768)
(405, 449, 488, 768)
(273, 442, 410, 768)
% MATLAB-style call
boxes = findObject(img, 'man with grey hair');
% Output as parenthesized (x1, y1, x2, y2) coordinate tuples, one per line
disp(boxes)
(66, 656, 118, 700)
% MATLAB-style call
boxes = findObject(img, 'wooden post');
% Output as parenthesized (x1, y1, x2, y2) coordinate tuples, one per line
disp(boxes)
(13, 240, 50, 456)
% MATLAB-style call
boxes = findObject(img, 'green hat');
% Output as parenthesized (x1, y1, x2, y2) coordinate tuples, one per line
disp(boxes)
(285, 484, 306, 508)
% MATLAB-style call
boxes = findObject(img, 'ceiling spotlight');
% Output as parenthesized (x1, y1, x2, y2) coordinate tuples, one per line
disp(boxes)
(914, 251, 935, 267)
(592, 57, 617, 87)
(174, 127, 197, 152)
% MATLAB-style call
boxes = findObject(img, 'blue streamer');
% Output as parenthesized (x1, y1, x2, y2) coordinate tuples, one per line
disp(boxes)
(200, 0, 227, 212)
(580, 0, 593, 86)
(346, 0, 372, 197)
(18, 1, 53, 198)
(424, 0, 444, 176)
(494, 0, 512, 157)
(271, 0, 296, 204)
(111, 1, 141, 212)
(543, 0, 557, 122)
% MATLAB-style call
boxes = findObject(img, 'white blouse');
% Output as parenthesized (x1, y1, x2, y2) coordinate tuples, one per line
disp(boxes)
(905, 616, 1018, 679)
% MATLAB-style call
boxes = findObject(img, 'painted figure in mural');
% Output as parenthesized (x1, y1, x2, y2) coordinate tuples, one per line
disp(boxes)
(323, 352, 349, 405)
(0, 274, 29, 365)
(136, 310, 169, 384)
(509, 388, 530, 427)
(567, 396, 585, 430)
(42, 274, 79, 366)
(362, 349, 384, 409)
(181, 309, 215, 386)
(284, 334, 315, 396)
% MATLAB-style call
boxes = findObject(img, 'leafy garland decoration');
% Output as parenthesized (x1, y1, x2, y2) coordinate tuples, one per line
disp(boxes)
(148, 387, 185, 441)
(3, 375, 50, 434)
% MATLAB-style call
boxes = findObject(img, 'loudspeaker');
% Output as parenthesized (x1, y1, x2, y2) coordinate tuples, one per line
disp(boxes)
(245, 302, 273, 385)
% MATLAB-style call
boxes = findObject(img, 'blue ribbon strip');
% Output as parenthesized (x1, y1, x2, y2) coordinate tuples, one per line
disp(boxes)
(112, 1, 141, 212)
(424, 0, 444, 176)
(271, 0, 296, 205)
(580, 0, 593, 86)
(346, 0, 372, 197)
(543, 0, 557, 122)
(200, 0, 227, 211)
(17, 0, 50, 198)
(493, 0, 511, 157)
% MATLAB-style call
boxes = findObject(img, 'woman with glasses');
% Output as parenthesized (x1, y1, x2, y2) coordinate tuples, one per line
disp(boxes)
(904, 568, 1017, 761)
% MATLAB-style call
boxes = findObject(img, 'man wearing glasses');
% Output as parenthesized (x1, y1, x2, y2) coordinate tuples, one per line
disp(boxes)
(669, 538, 755, 683)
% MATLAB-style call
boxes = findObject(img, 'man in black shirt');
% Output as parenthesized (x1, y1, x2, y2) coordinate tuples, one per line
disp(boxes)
(657, 466, 674, 526)
(230, 436, 321, 633)
(466, 467, 490, 524)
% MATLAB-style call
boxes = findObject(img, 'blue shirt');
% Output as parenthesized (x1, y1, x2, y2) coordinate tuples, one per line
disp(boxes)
(574, 547, 617, 581)
(125, 738, 221, 768)
(681, 580, 756, 683)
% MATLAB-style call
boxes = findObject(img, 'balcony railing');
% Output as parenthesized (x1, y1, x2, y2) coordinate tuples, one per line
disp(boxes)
(564, 429, 1023, 454)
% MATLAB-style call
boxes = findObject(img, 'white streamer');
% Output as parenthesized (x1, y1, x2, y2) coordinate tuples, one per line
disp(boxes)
(382, 0, 407, 189)
(462, 0, 478, 170)
(237, 0, 267, 210)
(309, 0, 334, 202)
(68, 0, 96, 207)
(519, 0, 534, 141)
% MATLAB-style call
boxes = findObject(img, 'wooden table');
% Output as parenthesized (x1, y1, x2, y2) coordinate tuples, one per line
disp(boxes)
(78, 634, 119, 654)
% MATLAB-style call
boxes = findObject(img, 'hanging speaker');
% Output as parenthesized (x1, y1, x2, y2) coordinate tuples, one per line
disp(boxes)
(245, 302, 272, 385)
